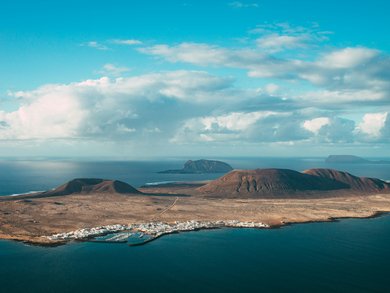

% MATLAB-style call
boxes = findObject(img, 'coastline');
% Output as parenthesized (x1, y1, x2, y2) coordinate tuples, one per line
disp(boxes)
(43, 220, 270, 244)
(1, 211, 389, 247)
(275, 210, 390, 229)
(2, 189, 390, 247)
(129, 211, 390, 246)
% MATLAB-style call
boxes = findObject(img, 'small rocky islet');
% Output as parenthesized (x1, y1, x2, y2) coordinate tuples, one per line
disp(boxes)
(158, 159, 234, 174)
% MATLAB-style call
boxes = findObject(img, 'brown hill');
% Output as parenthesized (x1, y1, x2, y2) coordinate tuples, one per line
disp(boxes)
(39, 178, 141, 197)
(303, 168, 390, 192)
(197, 168, 349, 197)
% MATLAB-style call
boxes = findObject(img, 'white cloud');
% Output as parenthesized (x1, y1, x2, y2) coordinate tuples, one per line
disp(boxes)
(256, 34, 307, 52)
(98, 64, 130, 77)
(82, 39, 143, 51)
(140, 42, 296, 78)
(144, 127, 161, 133)
(317, 47, 379, 69)
(0, 71, 235, 140)
(201, 111, 279, 131)
(116, 124, 136, 133)
(356, 112, 388, 138)
(1, 70, 387, 146)
(0, 86, 86, 140)
(2, 21, 390, 155)
(315, 117, 356, 143)
(250, 23, 318, 36)
(171, 111, 306, 143)
(251, 22, 330, 51)
(140, 41, 390, 105)
(81, 41, 108, 51)
(228, 1, 259, 8)
(141, 42, 304, 76)
(264, 83, 279, 94)
(303, 117, 330, 134)
(172, 110, 374, 145)
(298, 89, 386, 104)
(139, 43, 235, 66)
(4, 22, 390, 149)
(111, 39, 143, 45)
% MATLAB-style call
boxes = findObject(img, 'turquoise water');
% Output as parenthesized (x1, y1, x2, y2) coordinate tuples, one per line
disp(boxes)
(1, 158, 390, 292)
(1, 216, 389, 293)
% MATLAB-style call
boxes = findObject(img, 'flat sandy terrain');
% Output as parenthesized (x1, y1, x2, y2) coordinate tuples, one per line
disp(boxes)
(1, 190, 390, 245)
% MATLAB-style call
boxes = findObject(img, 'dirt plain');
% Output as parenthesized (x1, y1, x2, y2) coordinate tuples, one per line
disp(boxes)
(1, 187, 390, 245)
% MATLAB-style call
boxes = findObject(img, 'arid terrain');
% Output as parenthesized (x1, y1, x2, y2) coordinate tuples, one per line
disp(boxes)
(1, 168, 390, 245)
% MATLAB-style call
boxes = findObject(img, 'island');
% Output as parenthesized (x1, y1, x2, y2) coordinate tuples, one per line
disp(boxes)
(0, 167, 390, 246)
(325, 155, 390, 164)
(158, 159, 233, 174)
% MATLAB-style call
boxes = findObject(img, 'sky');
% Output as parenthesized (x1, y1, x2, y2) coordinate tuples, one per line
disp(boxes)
(0, 0, 389, 158)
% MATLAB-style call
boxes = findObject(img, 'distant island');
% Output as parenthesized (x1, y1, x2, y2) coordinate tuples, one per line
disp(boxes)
(159, 159, 233, 174)
(325, 155, 390, 164)
(1, 167, 390, 245)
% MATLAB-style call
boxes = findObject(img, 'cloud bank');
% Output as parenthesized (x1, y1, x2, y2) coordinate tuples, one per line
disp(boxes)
(1, 23, 389, 155)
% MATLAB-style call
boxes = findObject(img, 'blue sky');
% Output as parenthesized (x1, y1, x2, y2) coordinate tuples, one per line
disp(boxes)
(0, 0, 389, 157)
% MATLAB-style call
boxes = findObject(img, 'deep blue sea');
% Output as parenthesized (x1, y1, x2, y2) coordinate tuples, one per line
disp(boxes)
(1, 157, 390, 293)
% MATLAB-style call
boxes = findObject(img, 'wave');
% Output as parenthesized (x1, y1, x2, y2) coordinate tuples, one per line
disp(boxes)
(144, 181, 177, 186)
(3, 191, 43, 197)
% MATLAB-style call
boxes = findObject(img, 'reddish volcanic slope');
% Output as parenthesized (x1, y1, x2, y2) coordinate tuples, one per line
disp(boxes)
(303, 168, 390, 193)
(40, 178, 141, 197)
(197, 168, 390, 197)
(197, 168, 349, 197)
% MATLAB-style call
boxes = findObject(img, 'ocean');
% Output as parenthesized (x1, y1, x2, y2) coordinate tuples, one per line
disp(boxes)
(1, 157, 389, 196)
(0, 157, 390, 293)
